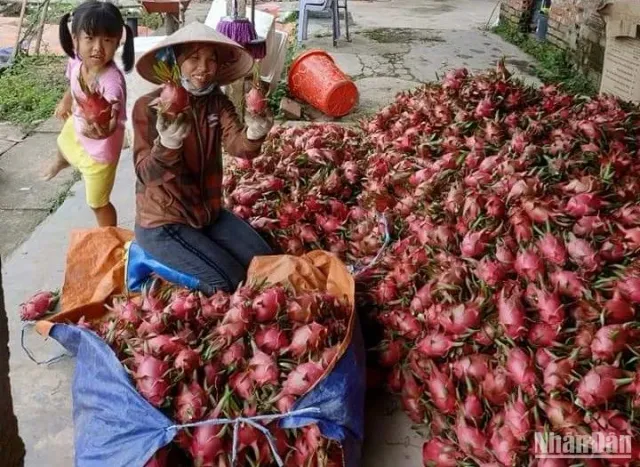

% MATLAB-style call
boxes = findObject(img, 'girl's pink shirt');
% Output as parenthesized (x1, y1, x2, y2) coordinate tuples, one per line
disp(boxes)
(67, 57, 127, 165)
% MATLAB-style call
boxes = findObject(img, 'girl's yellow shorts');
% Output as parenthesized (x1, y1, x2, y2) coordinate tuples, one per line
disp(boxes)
(57, 118, 117, 209)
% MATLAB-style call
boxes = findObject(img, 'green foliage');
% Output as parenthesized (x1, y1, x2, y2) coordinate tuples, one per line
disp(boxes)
(494, 22, 597, 96)
(139, 11, 164, 31)
(281, 11, 299, 24)
(26, 1, 72, 26)
(0, 55, 67, 127)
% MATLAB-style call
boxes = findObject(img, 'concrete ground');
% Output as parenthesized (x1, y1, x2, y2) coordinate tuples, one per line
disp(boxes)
(4, 0, 543, 465)
(282, 0, 541, 120)
(0, 119, 79, 260)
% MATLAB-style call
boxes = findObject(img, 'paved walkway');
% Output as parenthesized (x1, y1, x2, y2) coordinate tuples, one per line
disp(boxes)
(4, 1, 542, 465)
(0, 119, 78, 260)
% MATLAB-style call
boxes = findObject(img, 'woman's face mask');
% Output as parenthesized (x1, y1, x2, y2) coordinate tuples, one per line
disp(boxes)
(180, 75, 217, 96)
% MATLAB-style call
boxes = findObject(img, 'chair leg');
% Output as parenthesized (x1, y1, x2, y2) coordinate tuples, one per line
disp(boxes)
(328, 1, 335, 46)
(333, 0, 340, 43)
(298, 6, 307, 42)
(303, 7, 310, 41)
(343, 0, 351, 41)
(332, 17, 338, 47)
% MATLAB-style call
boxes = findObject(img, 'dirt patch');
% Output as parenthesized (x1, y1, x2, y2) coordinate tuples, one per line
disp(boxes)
(410, 3, 455, 14)
(360, 28, 444, 44)
(506, 58, 536, 75)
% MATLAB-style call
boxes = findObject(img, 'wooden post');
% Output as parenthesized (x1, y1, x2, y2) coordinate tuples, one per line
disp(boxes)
(12, 0, 28, 59)
(238, 0, 247, 17)
(34, 0, 52, 55)
(165, 13, 179, 34)
(224, 0, 249, 119)
(226, 0, 247, 17)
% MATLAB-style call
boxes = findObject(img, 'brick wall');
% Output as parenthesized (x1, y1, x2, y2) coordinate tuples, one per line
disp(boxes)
(500, 0, 606, 85)
(500, 0, 534, 26)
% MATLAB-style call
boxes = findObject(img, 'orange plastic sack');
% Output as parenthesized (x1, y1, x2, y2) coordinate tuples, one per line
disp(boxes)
(51, 227, 133, 324)
(248, 250, 355, 306)
(247, 251, 356, 377)
(48, 227, 355, 350)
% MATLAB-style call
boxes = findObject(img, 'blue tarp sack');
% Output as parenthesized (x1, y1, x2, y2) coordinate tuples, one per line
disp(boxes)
(40, 251, 366, 467)
(125, 240, 200, 293)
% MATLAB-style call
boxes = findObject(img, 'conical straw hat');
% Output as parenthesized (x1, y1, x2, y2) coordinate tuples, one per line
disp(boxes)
(135, 21, 254, 86)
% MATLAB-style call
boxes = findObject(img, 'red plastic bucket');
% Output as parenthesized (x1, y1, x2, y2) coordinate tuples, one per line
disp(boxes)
(288, 49, 359, 118)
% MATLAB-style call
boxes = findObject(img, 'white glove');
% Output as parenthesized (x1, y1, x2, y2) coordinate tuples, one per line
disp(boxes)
(245, 112, 274, 141)
(156, 112, 191, 149)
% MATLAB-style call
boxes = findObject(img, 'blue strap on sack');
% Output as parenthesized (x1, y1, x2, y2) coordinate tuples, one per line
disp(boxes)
(124, 241, 201, 293)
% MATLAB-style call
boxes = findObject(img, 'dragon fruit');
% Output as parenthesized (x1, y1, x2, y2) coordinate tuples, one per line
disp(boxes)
(248, 345, 279, 386)
(422, 438, 461, 467)
(425, 365, 457, 414)
(252, 286, 286, 323)
(591, 324, 632, 362)
(174, 348, 201, 373)
(19, 290, 59, 321)
(506, 347, 538, 396)
(151, 82, 190, 116)
(255, 325, 290, 355)
(174, 380, 207, 423)
(576, 366, 633, 408)
(133, 354, 171, 408)
(75, 74, 112, 126)
(278, 361, 325, 398)
(246, 85, 267, 116)
(286, 322, 328, 357)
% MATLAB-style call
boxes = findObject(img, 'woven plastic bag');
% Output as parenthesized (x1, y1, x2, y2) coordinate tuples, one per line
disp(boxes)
(39, 250, 366, 467)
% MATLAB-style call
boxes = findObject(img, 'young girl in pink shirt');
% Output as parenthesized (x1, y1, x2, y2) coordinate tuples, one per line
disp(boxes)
(44, 0, 134, 227)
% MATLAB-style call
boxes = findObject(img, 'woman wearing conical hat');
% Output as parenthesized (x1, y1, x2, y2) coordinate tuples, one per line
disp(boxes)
(132, 22, 274, 295)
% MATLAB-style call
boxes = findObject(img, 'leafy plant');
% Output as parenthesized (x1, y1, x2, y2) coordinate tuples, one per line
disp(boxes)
(493, 22, 597, 96)
(0, 55, 67, 127)
(139, 11, 164, 31)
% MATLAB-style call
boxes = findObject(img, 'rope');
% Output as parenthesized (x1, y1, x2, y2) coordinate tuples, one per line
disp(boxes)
(169, 407, 322, 467)
(20, 323, 69, 366)
(347, 213, 392, 278)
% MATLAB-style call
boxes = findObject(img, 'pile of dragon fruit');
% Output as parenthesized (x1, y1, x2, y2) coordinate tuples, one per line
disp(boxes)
(84, 279, 349, 466)
(224, 124, 388, 266)
(224, 62, 640, 466)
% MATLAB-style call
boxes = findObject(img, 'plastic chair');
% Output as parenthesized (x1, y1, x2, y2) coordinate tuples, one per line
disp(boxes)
(336, 0, 350, 42)
(298, 0, 342, 47)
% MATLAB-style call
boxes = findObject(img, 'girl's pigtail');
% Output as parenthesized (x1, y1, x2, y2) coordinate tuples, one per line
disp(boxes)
(121, 24, 135, 73)
(58, 12, 75, 58)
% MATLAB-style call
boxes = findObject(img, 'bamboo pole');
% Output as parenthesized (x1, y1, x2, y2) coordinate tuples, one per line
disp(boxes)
(165, 13, 179, 34)
(12, 0, 28, 59)
(34, 0, 51, 55)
